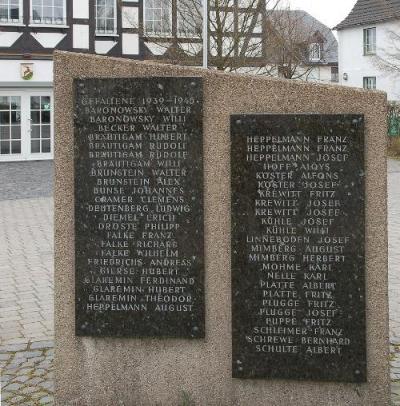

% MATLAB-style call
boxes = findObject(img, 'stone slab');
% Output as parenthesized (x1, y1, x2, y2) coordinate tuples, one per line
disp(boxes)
(54, 51, 389, 406)
(74, 77, 204, 338)
(231, 114, 366, 382)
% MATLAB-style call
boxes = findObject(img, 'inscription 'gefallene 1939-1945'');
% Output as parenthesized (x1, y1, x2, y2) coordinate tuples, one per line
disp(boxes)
(231, 114, 366, 382)
(74, 77, 204, 338)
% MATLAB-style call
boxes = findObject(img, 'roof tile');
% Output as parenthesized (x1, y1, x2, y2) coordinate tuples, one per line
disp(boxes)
(335, 0, 400, 30)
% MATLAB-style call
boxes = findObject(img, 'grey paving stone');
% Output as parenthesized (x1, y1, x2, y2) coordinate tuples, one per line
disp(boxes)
(4, 382, 23, 391)
(0, 181, 70, 404)
(23, 350, 43, 359)
(40, 395, 54, 404)
(33, 368, 47, 376)
(4, 367, 23, 375)
(18, 360, 36, 369)
(13, 351, 28, 359)
(30, 355, 46, 363)
(0, 161, 53, 201)
(39, 380, 54, 391)
(31, 390, 49, 399)
(26, 376, 44, 386)
(13, 375, 30, 383)
(15, 367, 34, 375)
(1, 374, 13, 383)
(7, 359, 27, 369)
(37, 361, 52, 370)
(0, 391, 15, 401)
(8, 395, 25, 403)
(0, 343, 27, 353)
(0, 301, 18, 308)
(20, 385, 39, 395)
(46, 348, 54, 356)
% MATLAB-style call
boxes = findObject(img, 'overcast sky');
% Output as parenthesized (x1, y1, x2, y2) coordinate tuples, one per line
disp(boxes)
(288, 0, 358, 29)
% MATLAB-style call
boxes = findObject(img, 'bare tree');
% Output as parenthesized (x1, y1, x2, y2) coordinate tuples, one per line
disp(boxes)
(122, 1, 336, 77)
(208, 0, 269, 71)
(123, 0, 278, 71)
(373, 29, 400, 74)
(261, 9, 334, 79)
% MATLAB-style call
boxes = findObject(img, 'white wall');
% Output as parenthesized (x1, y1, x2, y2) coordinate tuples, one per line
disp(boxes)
(338, 20, 400, 101)
(73, 25, 90, 49)
(73, 0, 89, 19)
(0, 59, 53, 83)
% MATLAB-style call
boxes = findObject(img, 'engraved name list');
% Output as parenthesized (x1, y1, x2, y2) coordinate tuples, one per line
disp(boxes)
(231, 114, 366, 382)
(74, 78, 204, 338)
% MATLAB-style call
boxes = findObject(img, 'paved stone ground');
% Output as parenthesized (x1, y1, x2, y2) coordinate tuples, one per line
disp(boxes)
(389, 158, 400, 405)
(0, 342, 54, 405)
(0, 160, 400, 405)
(0, 161, 54, 405)
(0, 162, 53, 201)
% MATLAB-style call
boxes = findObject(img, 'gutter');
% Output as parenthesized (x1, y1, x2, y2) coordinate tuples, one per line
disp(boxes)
(334, 15, 400, 31)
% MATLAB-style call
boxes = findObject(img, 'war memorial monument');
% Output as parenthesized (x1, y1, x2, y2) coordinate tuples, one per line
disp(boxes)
(54, 51, 389, 405)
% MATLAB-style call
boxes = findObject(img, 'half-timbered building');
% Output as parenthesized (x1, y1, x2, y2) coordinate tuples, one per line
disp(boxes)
(0, 0, 140, 161)
(0, 0, 337, 161)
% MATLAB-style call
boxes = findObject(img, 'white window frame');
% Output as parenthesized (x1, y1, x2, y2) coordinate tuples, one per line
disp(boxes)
(0, 94, 22, 158)
(144, 0, 172, 36)
(363, 76, 376, 90)
(0, 90, 54, 162)
(29, 94, 53, 157)
(95, 0, 117, 36)
(30, 0, 67, 26)
(309, 42, 321, 62)
(363, 27, 376, 55)
(0, 0, 23, 25)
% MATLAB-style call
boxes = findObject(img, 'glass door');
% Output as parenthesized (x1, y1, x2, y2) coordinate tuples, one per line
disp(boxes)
(0, 95, 22, 159)
(29, 95, 52, 157)
(0, 90, 53, 162)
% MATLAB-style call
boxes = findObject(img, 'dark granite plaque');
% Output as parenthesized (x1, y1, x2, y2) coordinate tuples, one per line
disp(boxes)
(231, 114, 366, 382)
(74, 77, 204, 338)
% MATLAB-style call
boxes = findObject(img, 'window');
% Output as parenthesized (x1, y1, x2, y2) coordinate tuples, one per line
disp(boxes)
(0, 0, 21, 23)
(238, 11, 263, 34)
(0, 96, 21, 156)
(363, 76, 376, 90)
(331, 66, 339, 82)
(30, 96, 51, 154)
(363, 27, 376, 55)
(210, 10, 234, 33)
(96, 0, 117, 35)
(144, 0, 171, 35)
(31, 0, 65, 25)
(239, 36, 262, 57)
(238, 0, 258, 8)
(309, 43, 321, 61)
(210, 35, 234, 57)
(210, 0, 234, 7)
(177, 0, 202, 37)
